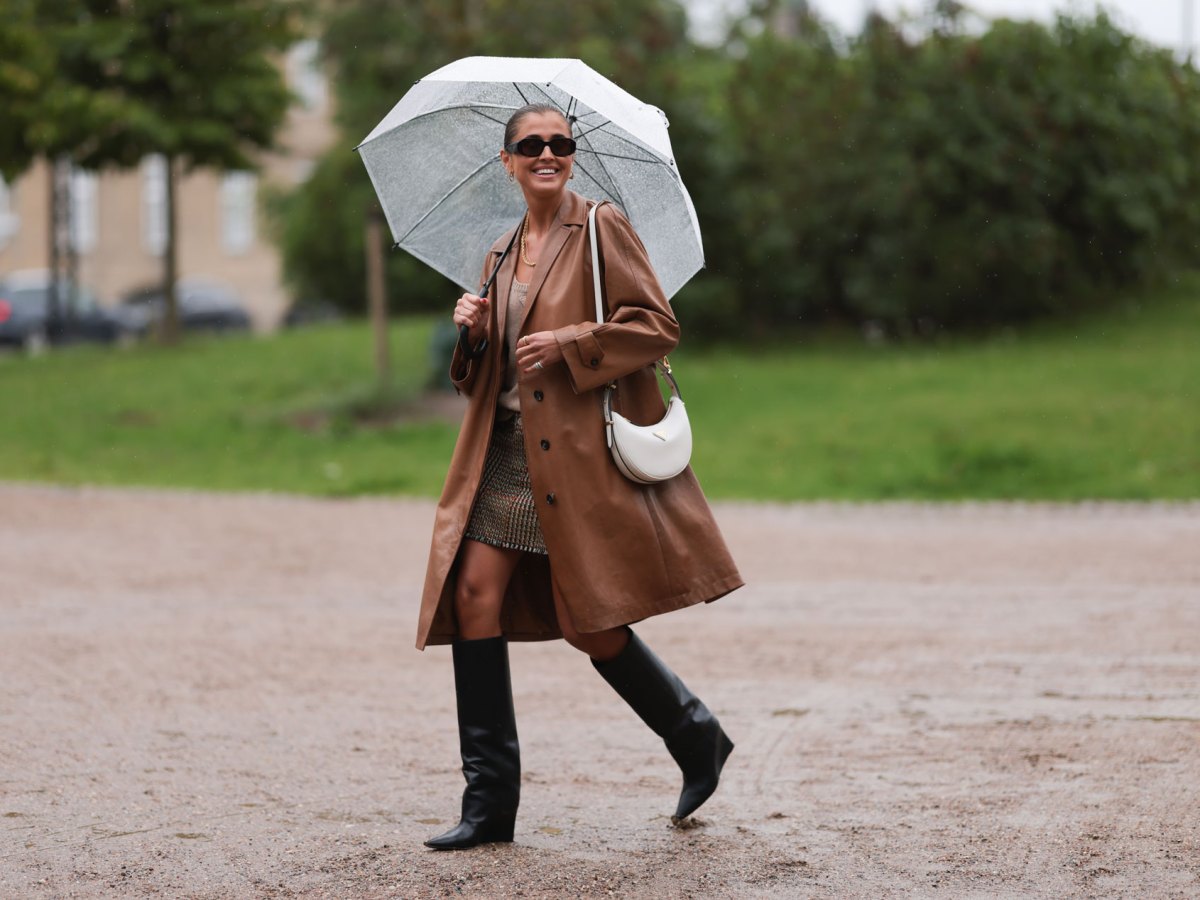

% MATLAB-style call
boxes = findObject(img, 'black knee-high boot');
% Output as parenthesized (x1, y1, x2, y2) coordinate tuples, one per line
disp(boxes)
(424, 636, 520, 850)
(592, 629, 734, 821)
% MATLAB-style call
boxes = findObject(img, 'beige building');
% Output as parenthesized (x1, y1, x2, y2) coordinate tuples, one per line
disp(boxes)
(0, 40, 336, 331)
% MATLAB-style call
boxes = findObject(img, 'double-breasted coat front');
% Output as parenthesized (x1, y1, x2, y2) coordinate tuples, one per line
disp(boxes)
(416, 190, 743, 650)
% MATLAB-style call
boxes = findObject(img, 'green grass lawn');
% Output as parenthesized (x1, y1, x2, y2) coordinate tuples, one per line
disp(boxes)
(2, 277, 1197, 500)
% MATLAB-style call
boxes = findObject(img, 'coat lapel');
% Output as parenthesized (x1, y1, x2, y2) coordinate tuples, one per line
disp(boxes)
(517, 192, 586, 336)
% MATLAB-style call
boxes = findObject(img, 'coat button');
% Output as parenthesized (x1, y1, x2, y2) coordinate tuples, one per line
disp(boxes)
(533, 390, 544, 401)
(546, 492, 556, 505)
(540, 439, 550, 450)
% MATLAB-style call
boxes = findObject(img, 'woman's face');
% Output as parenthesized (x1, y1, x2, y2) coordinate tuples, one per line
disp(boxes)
(500, 111, 575, 203)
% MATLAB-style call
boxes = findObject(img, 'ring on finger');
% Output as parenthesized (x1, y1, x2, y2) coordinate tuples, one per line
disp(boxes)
(534, 361, 544, 370)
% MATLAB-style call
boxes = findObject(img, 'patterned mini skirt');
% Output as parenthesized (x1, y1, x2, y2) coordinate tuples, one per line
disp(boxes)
(463, 414, 548, 555)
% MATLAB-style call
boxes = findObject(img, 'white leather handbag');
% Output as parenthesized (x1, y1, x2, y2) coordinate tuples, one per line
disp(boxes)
(587, 201, 693, 485)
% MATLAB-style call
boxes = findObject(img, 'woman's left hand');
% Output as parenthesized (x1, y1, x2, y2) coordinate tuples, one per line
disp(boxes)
(516, 331, 564, 374)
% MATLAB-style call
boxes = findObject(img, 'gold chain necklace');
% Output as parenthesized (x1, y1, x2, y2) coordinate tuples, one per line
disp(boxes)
(520, 214, 536, 267)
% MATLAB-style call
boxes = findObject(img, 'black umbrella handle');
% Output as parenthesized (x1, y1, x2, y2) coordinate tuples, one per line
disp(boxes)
(457, 222, 521, 360)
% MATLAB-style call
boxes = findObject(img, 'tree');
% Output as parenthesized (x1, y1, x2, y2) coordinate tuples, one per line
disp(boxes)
(3, 1, 302, 340)
(2, 1, 144, 326)
(60, 0, 303, 342)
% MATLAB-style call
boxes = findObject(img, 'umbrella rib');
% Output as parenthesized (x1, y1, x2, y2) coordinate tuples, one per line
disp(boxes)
(357, 103, 522, 149)
(526, 81, 568, 114)
(470, 108, 513, 127)
(579, 148, 674, 166)
(394, 156, 503, 246)
(570, 157, 623, 209)
(574, 127, 627, 210)
(573, 120, 664, 164)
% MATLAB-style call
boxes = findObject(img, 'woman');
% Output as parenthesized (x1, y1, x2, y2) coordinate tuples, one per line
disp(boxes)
(419, 103, 743, 851)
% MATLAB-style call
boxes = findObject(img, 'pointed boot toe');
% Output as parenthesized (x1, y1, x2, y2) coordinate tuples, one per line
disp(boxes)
(673, 729, 734, 820)
(424, 816, 516, 851)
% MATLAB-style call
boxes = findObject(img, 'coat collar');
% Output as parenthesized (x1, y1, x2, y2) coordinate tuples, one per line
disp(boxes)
(487, 190, 588, 254)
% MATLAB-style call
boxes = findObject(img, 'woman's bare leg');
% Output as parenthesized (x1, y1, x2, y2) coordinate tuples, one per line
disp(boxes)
(550, 578, 630, 661)
(454, 539, 523, 639)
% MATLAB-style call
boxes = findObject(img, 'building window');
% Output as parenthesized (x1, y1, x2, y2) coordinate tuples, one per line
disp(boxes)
(142, 155, 167, 256)
(288, 39, 327, 111)
(220, 171, 256, 255)
(0, 176, 17, 249)
(70, 168, 98, 254)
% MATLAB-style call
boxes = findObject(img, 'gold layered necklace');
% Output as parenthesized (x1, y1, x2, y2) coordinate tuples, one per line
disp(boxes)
(520, 214, 536, 267)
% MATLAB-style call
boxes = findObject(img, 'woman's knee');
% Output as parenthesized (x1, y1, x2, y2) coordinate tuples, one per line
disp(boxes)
(454, 568, 503, 626)
(557, 617, 586, 651)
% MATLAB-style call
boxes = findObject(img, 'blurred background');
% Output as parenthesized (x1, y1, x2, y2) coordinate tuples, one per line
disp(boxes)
(1, 0, 1197, 500)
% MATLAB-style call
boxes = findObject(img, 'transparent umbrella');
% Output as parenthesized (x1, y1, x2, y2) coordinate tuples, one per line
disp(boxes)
(356, 56, 703, 302)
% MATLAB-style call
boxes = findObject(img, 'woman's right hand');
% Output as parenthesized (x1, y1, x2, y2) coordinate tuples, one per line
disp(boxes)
(453, 293, 489, 344)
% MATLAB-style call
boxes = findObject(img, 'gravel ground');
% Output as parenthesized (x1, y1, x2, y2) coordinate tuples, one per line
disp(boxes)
(1, 484, 1198, 898)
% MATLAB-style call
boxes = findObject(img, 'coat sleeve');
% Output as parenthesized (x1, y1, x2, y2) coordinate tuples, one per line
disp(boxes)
(552, 204, 680, 394)
(449, 253, 495, 396)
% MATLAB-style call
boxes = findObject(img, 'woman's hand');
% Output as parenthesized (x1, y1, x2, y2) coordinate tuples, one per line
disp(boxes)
(453, 293, 489, 344)
(515, 331, 564, 374)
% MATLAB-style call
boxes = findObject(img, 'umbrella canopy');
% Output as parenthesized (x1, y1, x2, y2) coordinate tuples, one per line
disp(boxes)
(357, 56, 703, 300)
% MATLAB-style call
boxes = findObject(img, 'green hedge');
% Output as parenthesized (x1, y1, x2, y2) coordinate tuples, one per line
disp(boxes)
(717, 11, 1200, 332)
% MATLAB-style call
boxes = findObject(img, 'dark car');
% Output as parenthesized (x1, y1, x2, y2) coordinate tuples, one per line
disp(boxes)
(121, 278, 252, 334)
(0, 271, 139, 353)
(282, 298, 342, 329)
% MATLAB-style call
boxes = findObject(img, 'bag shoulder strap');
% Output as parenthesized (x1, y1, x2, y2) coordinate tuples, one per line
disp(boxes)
(586, 199, 610, 324)
(587, 200, 683, 402)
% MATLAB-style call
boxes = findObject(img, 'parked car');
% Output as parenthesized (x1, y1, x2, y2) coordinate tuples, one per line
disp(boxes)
(282, 298, 342, 329)
(0, 270, 140, 352)
(121, 278, 252, 334)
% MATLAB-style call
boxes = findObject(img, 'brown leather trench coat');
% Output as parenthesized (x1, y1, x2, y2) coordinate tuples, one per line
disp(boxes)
(415, 190, 743, 649)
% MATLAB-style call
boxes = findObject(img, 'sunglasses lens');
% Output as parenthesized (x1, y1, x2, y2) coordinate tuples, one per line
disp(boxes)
(513, 137, 577, 157)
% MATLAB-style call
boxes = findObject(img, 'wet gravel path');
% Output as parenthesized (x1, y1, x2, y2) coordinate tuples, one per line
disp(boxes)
(2, 485, 1198, 898)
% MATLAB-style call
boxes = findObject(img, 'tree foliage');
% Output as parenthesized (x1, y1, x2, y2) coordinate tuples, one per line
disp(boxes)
(2, 0, 302, 339)
(722, 7, 1200, 332)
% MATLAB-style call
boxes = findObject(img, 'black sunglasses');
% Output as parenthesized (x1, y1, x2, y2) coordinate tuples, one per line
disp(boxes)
(505, 136, 577, 157)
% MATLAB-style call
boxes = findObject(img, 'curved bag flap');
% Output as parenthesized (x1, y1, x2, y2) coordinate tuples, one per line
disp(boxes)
(609, 397, 692, 484)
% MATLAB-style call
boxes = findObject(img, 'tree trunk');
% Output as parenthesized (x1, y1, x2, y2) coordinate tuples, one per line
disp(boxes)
(161, 153, 180, 344)
(65, 162, 79, 325)
(365, 207, 390, 386)
(46, 155, 71, 335)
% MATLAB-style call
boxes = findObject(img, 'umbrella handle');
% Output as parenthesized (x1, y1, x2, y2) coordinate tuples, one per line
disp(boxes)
(456, 220, 521, 360)
(458, 323, 488, 359)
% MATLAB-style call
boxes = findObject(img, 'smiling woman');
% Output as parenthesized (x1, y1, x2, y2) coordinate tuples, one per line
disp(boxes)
(419, 101, 743, 851)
